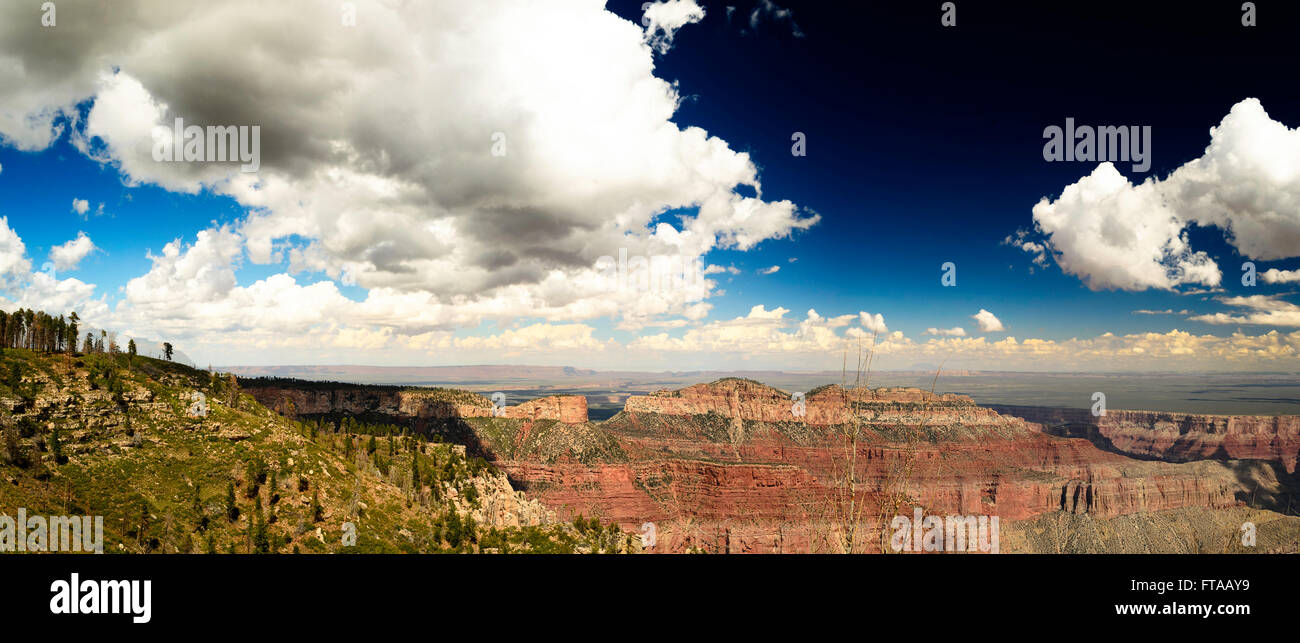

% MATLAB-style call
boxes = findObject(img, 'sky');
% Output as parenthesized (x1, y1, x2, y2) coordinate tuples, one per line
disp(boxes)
(0, 0, 1297, 372)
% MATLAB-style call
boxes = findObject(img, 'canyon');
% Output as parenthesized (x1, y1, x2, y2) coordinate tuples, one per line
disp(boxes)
(244, 377, 1300, 553)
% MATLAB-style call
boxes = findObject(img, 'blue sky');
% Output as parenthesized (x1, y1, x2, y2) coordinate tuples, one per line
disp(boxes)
(0, 0, 1297, 371)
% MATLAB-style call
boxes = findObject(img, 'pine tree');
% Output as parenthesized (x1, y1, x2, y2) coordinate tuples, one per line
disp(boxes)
(252, 496, 269, 553)
(268, 470, 279, 505)
(67, 312, 78, 354)
(50, 425, 65, 465)
(2, 424, 21, 467)
(226, 373, 239, 407)
(225, 481, 239, 522)
(245, 460, 260, 497)
(193, 483, 208, 531)
(310, 488, 323, 523)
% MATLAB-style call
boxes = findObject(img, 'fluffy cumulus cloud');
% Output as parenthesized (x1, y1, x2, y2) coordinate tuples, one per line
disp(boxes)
(1026, 98, 1300, 291)
(971, 309, 1004, 333)
(48, 232, 97, 271)
(0, 216, 31, 282)
(0, 218, 107, 318)
(0, 0, 818, 353)
(883, 329, 1300, 371)
(626, 305, 1299, 371)
(858, 311, 888, 334)
(643, 0, 706, 53)
(1261, 268, 1300, 284)
(1190, 295, 1300, 328)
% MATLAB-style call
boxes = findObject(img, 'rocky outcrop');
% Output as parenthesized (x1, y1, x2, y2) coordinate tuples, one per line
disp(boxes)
(499, 395, 587, 424)
(625, 380, 973, 427)
(990, 405, 1300, 473)
(243, 384, 586, 423)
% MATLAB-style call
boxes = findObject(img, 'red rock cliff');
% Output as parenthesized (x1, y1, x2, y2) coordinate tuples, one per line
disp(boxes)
(990, 405, 1300, 473)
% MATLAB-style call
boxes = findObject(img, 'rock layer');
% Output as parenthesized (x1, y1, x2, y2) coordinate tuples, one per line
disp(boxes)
(990, 405, 1300, 474)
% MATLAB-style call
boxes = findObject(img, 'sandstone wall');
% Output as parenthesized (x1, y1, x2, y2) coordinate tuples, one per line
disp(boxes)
(244, 385, 587, 423)
(991, 405, 1300, 473)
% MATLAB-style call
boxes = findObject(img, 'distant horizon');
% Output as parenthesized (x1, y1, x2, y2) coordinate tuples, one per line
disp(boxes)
(226, 362, 1300, 417)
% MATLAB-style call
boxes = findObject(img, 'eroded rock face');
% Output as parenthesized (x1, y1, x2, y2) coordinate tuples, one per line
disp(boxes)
(990, 405, 1300, 474)
(244, 385, 586, 423)
(249, 378, 1296, 553)
(499, 396, 587, 424)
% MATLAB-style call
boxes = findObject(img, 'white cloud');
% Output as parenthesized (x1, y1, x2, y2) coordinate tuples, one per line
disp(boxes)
(758, 265, 780, 275)
(858, 311, 888, 334)
(1167, 99, 1300, 261)
(1003, 229, 1048, 266)
(704, 264, 740, 275)
(0, 218, 108, 318)
(1030, 163, 1219, 291)
(1132, 309, 1189, 316)
(1262, 268, 1300, 284)
(71, 199, 89, 216)
(972, 309, 1005, 332)
(1028, 99, 1300, 291)
(0, 216, 31, 284)
(626, 303, 1300, 371)
(1190, 295, 1300, 327)
(49, 232, 97, 271)
(925, 326, 966, 337)
(643, 0, 706, 54)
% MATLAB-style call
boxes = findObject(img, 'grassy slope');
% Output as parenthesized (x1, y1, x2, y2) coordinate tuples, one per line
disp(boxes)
(0, 349, 634, 554)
